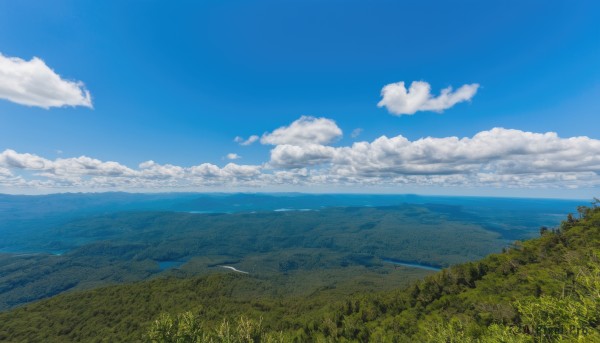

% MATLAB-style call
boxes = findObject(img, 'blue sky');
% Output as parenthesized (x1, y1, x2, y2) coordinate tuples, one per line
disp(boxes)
(0, 1, 599, 197)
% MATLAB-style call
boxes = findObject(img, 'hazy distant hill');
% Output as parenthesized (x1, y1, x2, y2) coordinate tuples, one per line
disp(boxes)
(1, 204, 505, 311)
(0, 194, 586, 313)
(0, 192, 584, 249)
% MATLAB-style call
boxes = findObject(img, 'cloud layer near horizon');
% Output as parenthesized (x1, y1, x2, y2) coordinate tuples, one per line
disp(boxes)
(0, 53, 92, 109)
(378, 81, 479, 115)
(2, 117, 600, 191)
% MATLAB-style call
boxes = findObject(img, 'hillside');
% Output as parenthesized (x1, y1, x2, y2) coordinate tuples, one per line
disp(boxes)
(0, 203, 598, 342)
(0, 204, 509, 311)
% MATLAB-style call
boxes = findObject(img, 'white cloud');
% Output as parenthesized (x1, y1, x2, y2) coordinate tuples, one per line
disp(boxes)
(188, 163, 223, 179)
(350, 128, 363, 138)
(0, 149, 53, 170)
(377, 81, 479, 115)
(138, 160, 185, 180)
(261, 116, 342, 146)
(0, 167, 12, 178)
(222, 163, 262, 179)
(53, 156, 136, 177)
(234, 135, 259, 146)
(0, 53, 92, 109)
(188, 162, 263, 184)
(226, 153, 241, 160)
(266, 127, 600, 188)
(2, 121, 600, 192)
(0, 149, 266, 190)
(0, 149, 136, 178)
(268, 144, 336, 169)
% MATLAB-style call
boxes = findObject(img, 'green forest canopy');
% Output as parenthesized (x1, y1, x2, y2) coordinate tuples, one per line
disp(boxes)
(0, 202, 598, 342)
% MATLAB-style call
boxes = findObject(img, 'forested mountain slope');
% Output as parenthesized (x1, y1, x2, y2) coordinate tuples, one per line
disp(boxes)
(0, 205, 504, 311)
(0, 204, 598, 342)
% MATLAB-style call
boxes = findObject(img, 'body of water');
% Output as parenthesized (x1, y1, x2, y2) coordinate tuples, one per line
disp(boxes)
(382, 258, 442, 272)
(156, 260, 186, 271)
(0, 247, 67, 256)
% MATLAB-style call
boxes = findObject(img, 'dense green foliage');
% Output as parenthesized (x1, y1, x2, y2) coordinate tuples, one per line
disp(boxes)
(1, 205, 506, 310)
(0, 203, 598, 342)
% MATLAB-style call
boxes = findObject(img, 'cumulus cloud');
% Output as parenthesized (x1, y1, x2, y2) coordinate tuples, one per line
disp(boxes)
(377, 81, 479, 115)
(226, 153, 241, 160)
(266, 127, 600, 189)
(0, 167, 12, 178)
(234, 135, 259, 146)
(188, 162, 262, 184)
(2, 122, 600, 191)
(0, 53, 92, 109)
(261, 116, 342, 146)
(268, 144, 337, 169)
(138, 160, 185, 180)
(0, 149, 52, 170)
(0, 149, 266, 190)
(0, 149, 135, 177)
